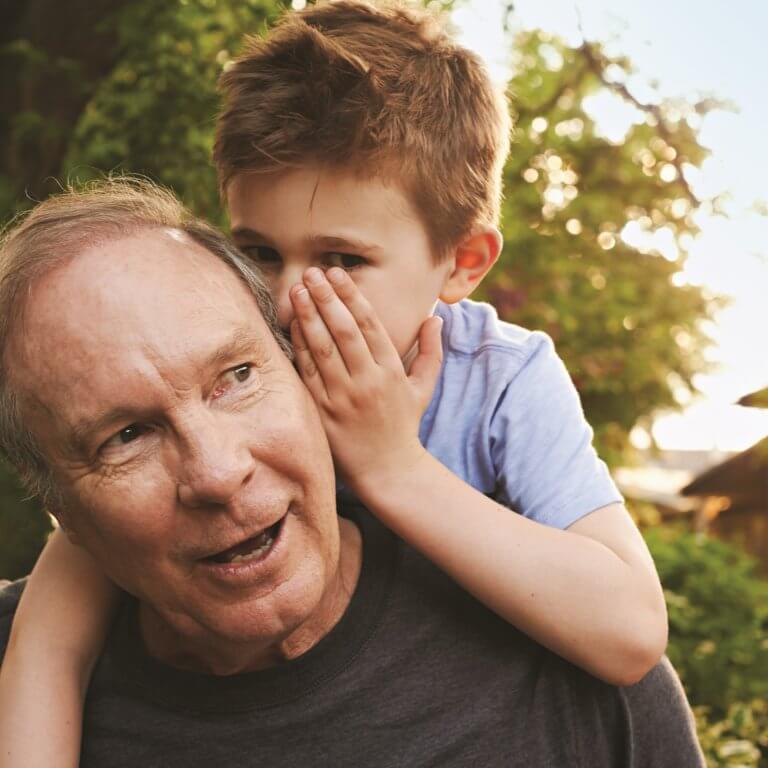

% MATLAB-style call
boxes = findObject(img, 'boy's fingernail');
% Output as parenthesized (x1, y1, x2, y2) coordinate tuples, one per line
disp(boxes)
(327, 267, 345, 284)
(293, 286, 310, 303)
(305, 267, 323, 285)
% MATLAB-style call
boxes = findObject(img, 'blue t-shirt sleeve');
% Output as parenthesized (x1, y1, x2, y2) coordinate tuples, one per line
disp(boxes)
(489, 333, 622, 528)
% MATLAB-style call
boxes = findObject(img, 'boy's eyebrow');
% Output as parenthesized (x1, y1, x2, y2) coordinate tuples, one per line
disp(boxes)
(307, 235, 382, 256)
(231, 227, 382, 256)
(231, 226, 273, 244)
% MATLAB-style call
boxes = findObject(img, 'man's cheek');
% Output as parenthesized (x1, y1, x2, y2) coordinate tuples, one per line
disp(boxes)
(73, 485, 175, 559)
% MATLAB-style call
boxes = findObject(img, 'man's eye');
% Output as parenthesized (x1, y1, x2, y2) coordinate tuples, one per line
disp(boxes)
(324, 253, 367, 271)
(241, 246, 282, 266)
(117, 424, 149, 444)
(101, 423, 150, 453)
(212, 363, 257, 400)
(231, 363, 251, 383)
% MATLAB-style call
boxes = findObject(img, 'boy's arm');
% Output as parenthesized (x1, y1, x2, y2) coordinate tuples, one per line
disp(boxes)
(290, 267, 667, 686)
(0, 529, 119, 768)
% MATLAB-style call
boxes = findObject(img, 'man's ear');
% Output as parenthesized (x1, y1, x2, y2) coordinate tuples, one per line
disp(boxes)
(439, 227, 502, 305)
(48, 506, 82, 547)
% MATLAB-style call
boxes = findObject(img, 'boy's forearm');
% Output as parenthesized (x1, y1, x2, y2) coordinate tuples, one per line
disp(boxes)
(12, 529, 119, 659)
(0, 529, 119, 768)
(0, 635, 84, 768)
(350, 452, 667, 686)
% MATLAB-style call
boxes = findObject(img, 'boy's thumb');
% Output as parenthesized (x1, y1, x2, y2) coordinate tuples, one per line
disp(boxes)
(408, 316, 443, 405)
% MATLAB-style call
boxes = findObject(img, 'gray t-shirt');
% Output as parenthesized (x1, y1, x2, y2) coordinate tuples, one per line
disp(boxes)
(424, 300, 622, 527)
(0, 504, 703, 767)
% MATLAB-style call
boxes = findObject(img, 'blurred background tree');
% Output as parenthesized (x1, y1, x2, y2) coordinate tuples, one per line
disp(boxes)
(484, 30, 721, 465)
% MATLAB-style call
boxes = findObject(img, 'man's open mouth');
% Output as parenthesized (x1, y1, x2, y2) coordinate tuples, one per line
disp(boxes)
(204, 519, 284, 565)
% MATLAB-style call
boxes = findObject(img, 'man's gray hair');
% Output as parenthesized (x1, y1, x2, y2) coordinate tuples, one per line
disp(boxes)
(0, 176, 289, 507)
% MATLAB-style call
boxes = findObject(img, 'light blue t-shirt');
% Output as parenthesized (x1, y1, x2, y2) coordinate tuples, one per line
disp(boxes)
(420, 299, 622, 529)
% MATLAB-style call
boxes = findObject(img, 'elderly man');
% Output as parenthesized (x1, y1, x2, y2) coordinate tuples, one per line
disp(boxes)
(0, 180, 703, 766)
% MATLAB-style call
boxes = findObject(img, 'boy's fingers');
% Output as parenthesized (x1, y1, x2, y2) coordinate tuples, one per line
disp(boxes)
(290, 320, 328, 404)
(325, 268, 401, 369)
(303, 268, 375, 375)
(290, 284, 350, 391)
(407, 316, 444, 408)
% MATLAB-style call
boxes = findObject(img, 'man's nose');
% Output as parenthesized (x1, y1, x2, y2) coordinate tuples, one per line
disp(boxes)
(177, 415, 255, 509)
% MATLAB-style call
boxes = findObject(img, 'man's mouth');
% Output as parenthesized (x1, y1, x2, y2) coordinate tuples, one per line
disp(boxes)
(204, 519, 284, 565)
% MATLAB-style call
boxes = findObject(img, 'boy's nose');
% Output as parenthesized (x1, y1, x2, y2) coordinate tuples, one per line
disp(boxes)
(270, 264, 305, 332)
(275, 281, 295, 331)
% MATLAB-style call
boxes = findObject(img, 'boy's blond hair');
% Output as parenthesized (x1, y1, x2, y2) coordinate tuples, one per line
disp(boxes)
(214, 0, 511, 258)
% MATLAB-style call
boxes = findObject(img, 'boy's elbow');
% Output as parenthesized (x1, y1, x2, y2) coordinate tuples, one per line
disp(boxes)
(609, 609, 669, 687)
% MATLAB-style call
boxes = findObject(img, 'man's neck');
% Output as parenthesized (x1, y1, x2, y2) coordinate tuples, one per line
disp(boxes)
(138, 517, 363, 675)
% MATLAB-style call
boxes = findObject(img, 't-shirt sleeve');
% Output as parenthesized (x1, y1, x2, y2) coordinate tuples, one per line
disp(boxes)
(489, 332, 622, 528)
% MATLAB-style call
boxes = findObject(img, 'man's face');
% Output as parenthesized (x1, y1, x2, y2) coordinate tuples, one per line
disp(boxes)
(227, 168, 454, 359)
(12, 230, 339, 647)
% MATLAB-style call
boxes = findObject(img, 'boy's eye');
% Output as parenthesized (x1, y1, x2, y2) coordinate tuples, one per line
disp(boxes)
(241, 246, 282, 267)
(324, 252, 367, 271)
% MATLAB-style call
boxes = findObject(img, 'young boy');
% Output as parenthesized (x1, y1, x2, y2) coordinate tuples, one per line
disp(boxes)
(0, 2, 667, 765)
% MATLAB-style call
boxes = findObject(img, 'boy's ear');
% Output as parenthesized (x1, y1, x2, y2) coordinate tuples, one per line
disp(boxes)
(439, 227, 502, 305)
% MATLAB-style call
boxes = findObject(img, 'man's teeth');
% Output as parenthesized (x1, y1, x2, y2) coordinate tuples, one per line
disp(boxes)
(214, 524, 279, 564)
(227, 533, 274, 563)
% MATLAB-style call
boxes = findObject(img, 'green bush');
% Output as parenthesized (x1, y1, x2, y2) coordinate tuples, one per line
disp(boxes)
(646, 526, 768, 712)
(695, 700, 768, 768)
(0, 463, 51, 580)
(646, 526, 768, 767)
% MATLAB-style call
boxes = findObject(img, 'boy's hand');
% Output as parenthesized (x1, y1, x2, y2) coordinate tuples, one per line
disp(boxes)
(289, 267, 442, 491)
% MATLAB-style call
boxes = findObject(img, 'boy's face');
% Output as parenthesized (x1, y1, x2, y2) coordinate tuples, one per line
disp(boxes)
(227, 167, 455, 359)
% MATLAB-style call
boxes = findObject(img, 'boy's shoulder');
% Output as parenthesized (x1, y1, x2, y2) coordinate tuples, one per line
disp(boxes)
(435, 298, 555, 370)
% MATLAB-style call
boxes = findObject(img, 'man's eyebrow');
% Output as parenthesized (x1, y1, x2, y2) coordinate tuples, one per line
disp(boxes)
(206, 328, 270, 372)
(68, 330, 269, 453)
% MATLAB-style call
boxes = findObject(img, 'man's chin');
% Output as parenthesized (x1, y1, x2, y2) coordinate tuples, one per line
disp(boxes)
(139, 557, 332, 671)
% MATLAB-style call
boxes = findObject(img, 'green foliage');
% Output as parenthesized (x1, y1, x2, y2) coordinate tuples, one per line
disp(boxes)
(646, 526, 768, 711)
(62, 0, 283, 227)
(0, 464, 51, 580)
(646, 527, 768, 766)
(695, 700, 768, 768)
(481, 31, 718, 464)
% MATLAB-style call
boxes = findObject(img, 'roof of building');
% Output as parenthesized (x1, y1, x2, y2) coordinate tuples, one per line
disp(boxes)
(681, 436, 768, 499)
(738, 387, 768, 408)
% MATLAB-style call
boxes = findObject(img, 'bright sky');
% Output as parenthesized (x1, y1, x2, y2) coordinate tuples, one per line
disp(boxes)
(455, 0, 768, 451)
